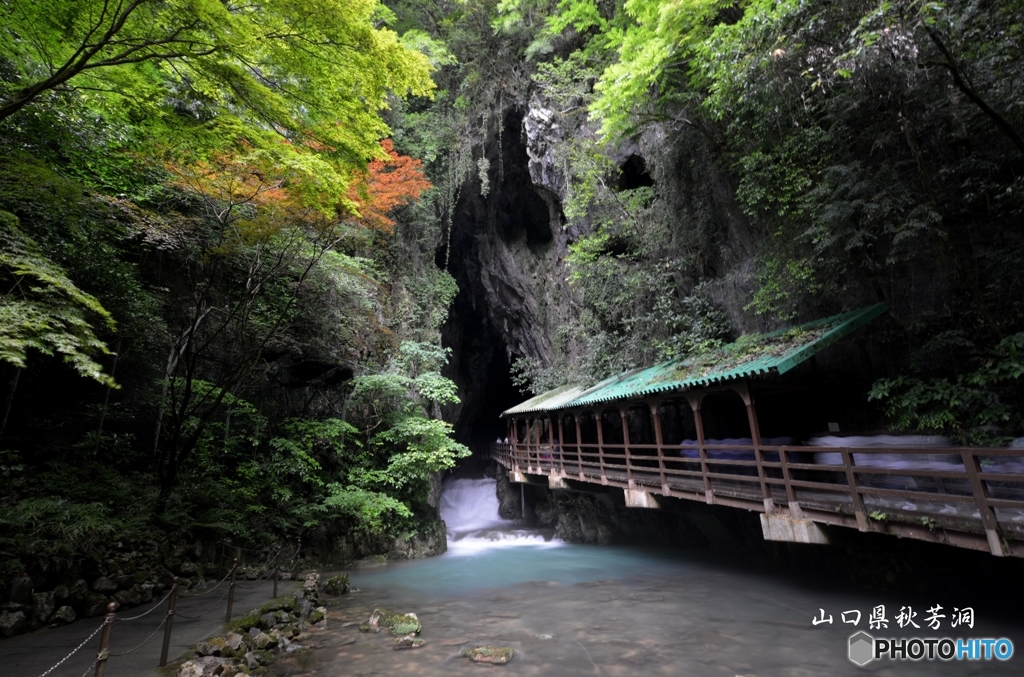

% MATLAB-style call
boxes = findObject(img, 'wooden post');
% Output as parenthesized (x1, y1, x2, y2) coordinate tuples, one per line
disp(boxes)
(649, 400, 669, 496)
(962, 449, 1007, 556)
(531, 416, 538, 470)
(687, 395, 713, 503)
(840, 449, 867, 531)
(556, 414, 566, 476)
(160, 578, 179, 667)
(574, 414, 585, 480)
(595, 410, 608, 485)
(94, 602, 118, 677)
(737, 383, 772, 511)
(225, 558, 238, 622)
(780, 448, 798, 508)
(620, 407, 635, 489)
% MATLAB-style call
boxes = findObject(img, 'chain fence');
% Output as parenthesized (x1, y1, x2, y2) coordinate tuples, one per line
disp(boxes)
(29, 539, 303, 677)
(35, 620, 105, 677)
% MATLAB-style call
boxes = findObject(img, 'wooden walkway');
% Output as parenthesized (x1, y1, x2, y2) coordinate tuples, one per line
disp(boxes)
(491, 441, 1024, 557)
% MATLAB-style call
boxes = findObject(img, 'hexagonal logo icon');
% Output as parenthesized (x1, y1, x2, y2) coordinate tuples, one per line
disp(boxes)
(849, 631, 875, 666)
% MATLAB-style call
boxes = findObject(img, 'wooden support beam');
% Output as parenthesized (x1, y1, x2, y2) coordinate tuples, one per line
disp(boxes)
(737, 382, 773, 512)
(686, 394, 714, 504)
(962, 449, 1007, 556)
(620, 406, 635, 489)
(840, 448, 869, 531)
(595, 410, 608, 485)
(574, 413, 585, 481)
(648, 399, 670, 496)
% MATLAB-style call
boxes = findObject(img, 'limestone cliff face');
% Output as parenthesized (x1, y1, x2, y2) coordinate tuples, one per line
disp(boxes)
(440, 107, 576, 449)
(441, 93, 773, 451)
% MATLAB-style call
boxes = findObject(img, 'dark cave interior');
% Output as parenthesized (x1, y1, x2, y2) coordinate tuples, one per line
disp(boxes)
(440, 107, 552, 460)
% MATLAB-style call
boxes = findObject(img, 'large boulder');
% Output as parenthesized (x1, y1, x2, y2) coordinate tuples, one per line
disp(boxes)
(31, 591, 56, 626)
(83, 593, 111, 617)
(0, 610, 28, 637)
(113, 587, 142, 607)
(50, 606, 77, 626)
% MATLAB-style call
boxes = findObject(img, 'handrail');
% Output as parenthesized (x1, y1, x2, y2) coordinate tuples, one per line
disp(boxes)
(489, 440, 1024, 558)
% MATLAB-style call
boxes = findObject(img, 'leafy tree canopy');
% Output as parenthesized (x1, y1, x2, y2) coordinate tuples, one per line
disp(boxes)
(0, 0, 435, 189)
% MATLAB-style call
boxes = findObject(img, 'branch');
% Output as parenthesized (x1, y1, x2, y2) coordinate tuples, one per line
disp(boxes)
(923, 25, 1024, 158)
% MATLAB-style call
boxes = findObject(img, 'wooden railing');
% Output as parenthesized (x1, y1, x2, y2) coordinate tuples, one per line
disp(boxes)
(490, 440, 1024, 557)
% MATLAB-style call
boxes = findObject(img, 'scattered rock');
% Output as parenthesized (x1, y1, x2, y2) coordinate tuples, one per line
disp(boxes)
(0, 610, 28, 637)
(393, 636, 426, 650)
(31, 591, 55, 625)
(83, 593, 110, 617)
(365, 608, 422, 635)
(243, 649, 274, 668)
(462, 646, 515, 664)
(225, 632, 246, 652)
(92, 576, 117, 593)
(68, 579, 89, 605)
(252, 631, 275, 650)
(113, 587, 142, 607)
(177, 656, 232, 677)
(196, 636, 228, 656)
(323, 573, 349, 595)
(50, 605, 77, 626)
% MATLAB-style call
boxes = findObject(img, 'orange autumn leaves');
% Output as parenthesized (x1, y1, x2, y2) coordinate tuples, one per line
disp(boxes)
(348, 139, 431, 233)
(166, 139, 430, 235)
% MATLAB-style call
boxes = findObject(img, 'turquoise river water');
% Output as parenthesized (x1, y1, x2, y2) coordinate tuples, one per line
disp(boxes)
(277, 478, 1023, 677)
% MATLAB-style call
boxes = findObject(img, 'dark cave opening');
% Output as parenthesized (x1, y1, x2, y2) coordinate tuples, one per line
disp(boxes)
(470, 347, 521, 450)
(617, 154, 654, 191)
(440, 106, 553, 466)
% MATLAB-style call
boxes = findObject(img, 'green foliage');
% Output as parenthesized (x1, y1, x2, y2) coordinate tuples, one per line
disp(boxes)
(1, 0, 434, 177)
(0, 498, 122, 577)
(374, 416, 470, 485)
(869, 333, 1024, 445)
(0, 211, 116, 385)
(321, 485, 413, 536)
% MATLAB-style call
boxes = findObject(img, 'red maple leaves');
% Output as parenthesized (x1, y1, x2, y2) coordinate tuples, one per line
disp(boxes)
(349, 139, 432, 233)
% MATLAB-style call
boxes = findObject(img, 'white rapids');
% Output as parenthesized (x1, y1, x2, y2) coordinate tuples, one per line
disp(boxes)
(439, 477, 561, 556)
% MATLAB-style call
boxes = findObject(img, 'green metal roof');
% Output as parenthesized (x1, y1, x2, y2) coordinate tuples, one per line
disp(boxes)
(501, 303, 888, 417)
(501, 383, 591, 417)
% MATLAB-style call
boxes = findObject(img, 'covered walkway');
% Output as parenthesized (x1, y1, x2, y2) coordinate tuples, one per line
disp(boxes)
(494, 304, 1024, 557)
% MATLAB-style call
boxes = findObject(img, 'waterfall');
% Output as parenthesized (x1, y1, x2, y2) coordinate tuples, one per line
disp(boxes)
(440, 477, 560, 556)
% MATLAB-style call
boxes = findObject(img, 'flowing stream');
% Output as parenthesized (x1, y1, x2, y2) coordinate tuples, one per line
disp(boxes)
(279, 478, 1024, 676)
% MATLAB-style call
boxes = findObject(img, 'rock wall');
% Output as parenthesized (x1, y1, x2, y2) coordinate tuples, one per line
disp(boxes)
(441, 108, 577, 450)
(440, 92, 784, 456)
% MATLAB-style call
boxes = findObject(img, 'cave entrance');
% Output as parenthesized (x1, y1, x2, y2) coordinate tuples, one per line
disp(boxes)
(468, 347, 521, 453)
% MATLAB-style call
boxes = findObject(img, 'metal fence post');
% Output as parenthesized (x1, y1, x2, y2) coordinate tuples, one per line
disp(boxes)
(225, 558, 238, 622)
(159, 578, 179, 667)
(94, 602, 118, 677)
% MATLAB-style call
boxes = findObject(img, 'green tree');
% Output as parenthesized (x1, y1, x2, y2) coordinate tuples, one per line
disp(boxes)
(0, 0, 434, 175)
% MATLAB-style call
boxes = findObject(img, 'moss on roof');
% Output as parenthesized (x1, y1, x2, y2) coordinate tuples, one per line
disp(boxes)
(502, 303, 887, 416)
